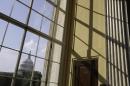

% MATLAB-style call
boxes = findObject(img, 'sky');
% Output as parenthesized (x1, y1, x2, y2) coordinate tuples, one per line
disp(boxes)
(0, 0, 54, 73)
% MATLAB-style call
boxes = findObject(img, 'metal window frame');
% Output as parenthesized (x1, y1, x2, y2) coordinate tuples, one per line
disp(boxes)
(0, 0, 68, 86)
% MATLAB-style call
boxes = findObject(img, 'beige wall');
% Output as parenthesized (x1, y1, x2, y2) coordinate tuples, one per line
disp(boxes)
(69, 0, 106, 85)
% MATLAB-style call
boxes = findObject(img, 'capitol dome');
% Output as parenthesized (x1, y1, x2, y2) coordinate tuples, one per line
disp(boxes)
(19, 52, 33, 72)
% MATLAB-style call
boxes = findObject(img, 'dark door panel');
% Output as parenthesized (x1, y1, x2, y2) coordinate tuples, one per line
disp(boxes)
(73, 58, 98, 86)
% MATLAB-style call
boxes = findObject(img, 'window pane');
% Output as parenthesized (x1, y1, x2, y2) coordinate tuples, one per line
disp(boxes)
(41, 83, 45, 86)
(0, 0, 66, 85)
(0, 19, 8, 44)
(44, 2, 55, 19)
(41, 18, 53, 36)
(29, 11, 42, 30)
(43, 2, 56, 19)
(48, 83, 58, 86)
(33, 0, 46, 14)
(34, 58, 48, 82)
(0, 0, 15, 16)
(49, 62, 60, 83)
(19, 0, 32, 7)
(11, 1, 29, 23)
(34, 58, 44, 74)
(3, 24, 24, 50)
(52, 43, 62, 62)
(0, 48, 18, 72)
(33, 0, 55, 19)
(58, 11, 65, 26)
(17, 53, 35, 79)
(60, 0, 67, 11)
(55, 25, 64, 41)
(37, 37, 48, 58)
(23, 32, 39, 55)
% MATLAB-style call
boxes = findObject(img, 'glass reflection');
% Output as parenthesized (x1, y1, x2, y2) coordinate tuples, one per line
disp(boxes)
(37, 37, 48, 59)
(23, 31, 39, 55)
(18, 0, 32, 7)
(3, 24, 24, 50)
(0, 0, 15, 16)
(41, 18, 53, 35)
(0, 48, 18, 72)
(0, 19, 8, 44)
(11, 1, 29, 23)
(29, 11, 42, 30)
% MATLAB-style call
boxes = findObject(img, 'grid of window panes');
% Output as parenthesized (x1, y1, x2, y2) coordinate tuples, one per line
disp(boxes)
(0, 0, 66, 86)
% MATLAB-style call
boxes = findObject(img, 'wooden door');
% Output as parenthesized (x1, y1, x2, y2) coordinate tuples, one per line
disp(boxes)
(73, 59, 98, 86)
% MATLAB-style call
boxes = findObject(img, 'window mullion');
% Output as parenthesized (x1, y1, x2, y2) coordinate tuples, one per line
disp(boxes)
(10, 0, 34, 86)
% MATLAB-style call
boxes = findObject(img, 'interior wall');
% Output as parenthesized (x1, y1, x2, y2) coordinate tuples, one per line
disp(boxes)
(68, 0, 107, 85)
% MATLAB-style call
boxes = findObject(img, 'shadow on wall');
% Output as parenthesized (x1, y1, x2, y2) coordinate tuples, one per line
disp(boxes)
(71, 3, 125, 85)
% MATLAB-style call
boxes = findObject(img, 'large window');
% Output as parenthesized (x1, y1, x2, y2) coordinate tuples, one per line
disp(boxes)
(0, 0, 67, 86)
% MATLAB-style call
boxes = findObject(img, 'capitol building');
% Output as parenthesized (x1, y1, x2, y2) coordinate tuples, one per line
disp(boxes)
(0, 53, 42, 86)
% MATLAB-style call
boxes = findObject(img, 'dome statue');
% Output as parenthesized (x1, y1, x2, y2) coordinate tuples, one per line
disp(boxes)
(19, 51, 33, 72)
